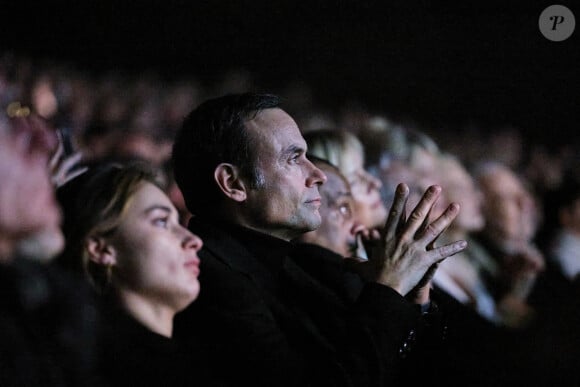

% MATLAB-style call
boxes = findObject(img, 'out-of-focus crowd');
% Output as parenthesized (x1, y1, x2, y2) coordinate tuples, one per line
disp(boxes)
(1, 50, 579, 386)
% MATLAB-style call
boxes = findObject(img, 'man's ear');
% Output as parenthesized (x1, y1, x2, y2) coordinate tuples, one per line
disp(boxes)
(214, 163, 248, 202)
(85, 236, 117, 266)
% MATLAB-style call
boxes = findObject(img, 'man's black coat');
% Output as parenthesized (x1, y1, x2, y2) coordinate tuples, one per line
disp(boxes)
(175, 217, 438, 387)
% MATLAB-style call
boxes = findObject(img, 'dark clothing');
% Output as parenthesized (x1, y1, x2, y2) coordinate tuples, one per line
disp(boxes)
(432, 262, 580, 387)
(0, 258, 101, 387)
(430, 284, 525, 387)
(523, 259, 580, 386)
(97, 299, 217, 387)
(174, 217, 442, 387)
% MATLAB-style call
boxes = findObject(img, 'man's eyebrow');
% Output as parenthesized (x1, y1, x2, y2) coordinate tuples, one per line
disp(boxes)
(281, 144, 306, 158)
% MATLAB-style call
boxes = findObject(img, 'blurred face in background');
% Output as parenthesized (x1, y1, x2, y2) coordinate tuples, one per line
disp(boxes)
(437, 156, 485, 234)
(341, 146, 387, 230)
(298, 162, 358, 257)
(379, 159, 425, 218)
(0, 113, 63, 262)
(477, 165, 538, 248)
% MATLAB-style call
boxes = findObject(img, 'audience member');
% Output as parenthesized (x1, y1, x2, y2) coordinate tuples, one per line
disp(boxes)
(304, 129, 388, 230)
(507, 164, 580, 387)
(425, 153, 500, 322)
(0, 109, 100, 387)
(55, 162, 219, 386)
(357, 120, 442, 216)
(295, 157, 363, 257)
(473, 161, 545, 328)
(421, 153, 527, 386)
(532, 165, 580, 306)
(172, 93, 466, 387)
(304, 129, 388, 258)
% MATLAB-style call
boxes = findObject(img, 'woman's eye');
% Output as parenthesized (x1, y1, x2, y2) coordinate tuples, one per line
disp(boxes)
(153, 217, 169, 228)
(338, 203, 353, 219)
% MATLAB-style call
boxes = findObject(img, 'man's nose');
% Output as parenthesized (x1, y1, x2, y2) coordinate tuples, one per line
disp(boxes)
(306, 161, 327, 187)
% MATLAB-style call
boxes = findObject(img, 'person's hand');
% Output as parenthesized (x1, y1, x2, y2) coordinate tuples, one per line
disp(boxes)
(348, 183, 467, 297)
(406, 263, 439, 305)
(349, 223, 380, 260)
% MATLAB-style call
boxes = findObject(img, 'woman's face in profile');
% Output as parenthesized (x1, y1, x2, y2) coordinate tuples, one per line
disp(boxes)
(343, 148, 388, 229)
(107, 182, 203, 311)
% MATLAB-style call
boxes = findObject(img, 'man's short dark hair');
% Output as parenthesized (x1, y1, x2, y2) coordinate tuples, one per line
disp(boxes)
(172, 93, 281, 216)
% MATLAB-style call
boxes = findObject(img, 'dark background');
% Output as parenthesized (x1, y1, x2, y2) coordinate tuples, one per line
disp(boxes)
(2, 0, 578, 144)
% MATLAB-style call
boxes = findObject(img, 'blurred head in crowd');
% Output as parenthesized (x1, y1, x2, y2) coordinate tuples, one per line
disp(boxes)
(378, 159, 425, 215)
(304, 129, 387, 229)
(475, 162, 539, 252)
(434, 154, 485, 236)
(0, 108, 64, 263)
(357, 120, 442, 218)
(296, 157, 359, 257)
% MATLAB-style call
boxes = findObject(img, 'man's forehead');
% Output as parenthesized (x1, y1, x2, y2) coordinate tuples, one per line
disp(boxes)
(245, 108, 305, 149)
(246, 107, 293, 126)
(482, 169, 523, 193)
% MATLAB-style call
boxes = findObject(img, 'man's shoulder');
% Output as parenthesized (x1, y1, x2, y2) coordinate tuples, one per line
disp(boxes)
(288, 243, 365, 302)
(288, 243, 350, 282)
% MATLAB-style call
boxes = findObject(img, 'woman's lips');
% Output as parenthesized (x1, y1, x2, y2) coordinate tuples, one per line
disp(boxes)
(184, 259, 200, 276)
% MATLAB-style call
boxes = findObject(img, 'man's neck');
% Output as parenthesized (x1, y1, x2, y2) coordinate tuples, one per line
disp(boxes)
(213, 211, 299, 242)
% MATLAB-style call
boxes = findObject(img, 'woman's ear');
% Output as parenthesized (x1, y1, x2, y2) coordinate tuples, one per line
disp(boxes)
(214, 163, 247, 202)
(85, 236, 117, 266)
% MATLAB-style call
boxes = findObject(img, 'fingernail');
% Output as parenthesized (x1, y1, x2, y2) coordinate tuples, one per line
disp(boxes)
(397, 183, 408, 194)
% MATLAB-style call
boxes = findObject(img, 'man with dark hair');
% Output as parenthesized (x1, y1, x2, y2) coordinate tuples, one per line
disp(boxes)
(173, 93, 466, 387)
(172, 93, 280, 217)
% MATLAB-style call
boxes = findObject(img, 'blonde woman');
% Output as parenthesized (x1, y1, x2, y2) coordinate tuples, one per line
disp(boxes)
(55, 163, 216, 386)
(304, 129, 387, 230)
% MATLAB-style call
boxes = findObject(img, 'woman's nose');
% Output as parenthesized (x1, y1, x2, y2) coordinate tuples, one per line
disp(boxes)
(182, 229, 203, 252)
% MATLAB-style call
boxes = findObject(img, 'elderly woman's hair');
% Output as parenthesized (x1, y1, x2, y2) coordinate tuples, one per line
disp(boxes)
(357, 119, 440, 170)
(303, 129, 365, 173)
(55, 161, 163, 293)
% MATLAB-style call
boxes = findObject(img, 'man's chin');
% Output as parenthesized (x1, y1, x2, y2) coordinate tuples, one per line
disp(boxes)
(306, 214, 322, 232)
